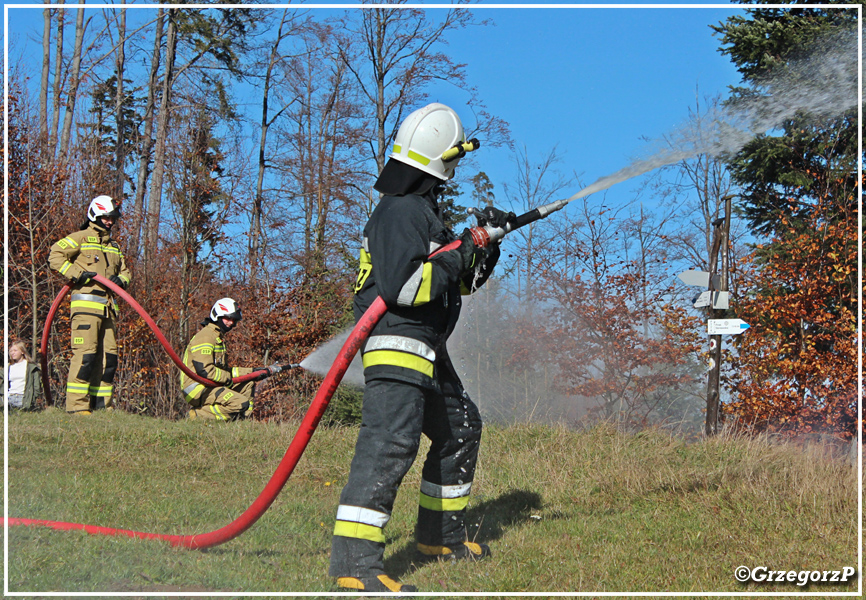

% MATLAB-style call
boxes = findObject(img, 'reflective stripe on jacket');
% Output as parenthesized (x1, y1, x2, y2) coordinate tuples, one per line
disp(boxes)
(48, 222, 131, 316)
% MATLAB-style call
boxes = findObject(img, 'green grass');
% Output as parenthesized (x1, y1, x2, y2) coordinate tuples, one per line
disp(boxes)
(4, 408, 859, 597)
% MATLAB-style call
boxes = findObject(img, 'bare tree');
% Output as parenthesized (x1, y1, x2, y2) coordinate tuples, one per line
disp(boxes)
(249, 9, 299, 286)
(654, 94, 737, 268)
(49, 2, 65, 155)
(503, 145, 572, 302)
(58, 6, 88, 161)
(140, 8, 255, 284)
(129, 7, 163, 260)
(111, 3, 127, 200)
(39, 2, 51, 149)
(336, 5, 490, 179)
(277, 19, 366, 276)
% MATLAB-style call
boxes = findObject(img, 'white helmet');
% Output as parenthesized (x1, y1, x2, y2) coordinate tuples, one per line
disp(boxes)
(210, 297, 242, 323)
(388, 103, 478, 181)
(87, 195, 121, 222)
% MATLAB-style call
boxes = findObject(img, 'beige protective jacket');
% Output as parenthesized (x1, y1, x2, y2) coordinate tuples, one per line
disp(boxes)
(180, 322, 255, 405)
(48, 222, 131, 316)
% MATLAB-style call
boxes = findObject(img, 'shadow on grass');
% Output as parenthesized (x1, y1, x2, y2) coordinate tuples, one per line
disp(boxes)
(385, 488, 543, 578)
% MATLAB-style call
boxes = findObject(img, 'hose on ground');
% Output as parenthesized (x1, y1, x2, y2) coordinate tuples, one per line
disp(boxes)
(10, 240, 460, 548)
(39, 275, 268, 407)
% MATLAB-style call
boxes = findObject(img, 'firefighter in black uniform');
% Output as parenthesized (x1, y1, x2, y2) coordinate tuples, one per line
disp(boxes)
(329, 103, 514, 593)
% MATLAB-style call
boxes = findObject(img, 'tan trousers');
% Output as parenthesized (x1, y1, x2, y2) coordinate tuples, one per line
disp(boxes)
(66, 313, 117, 413)
(188, 380, 255, 421)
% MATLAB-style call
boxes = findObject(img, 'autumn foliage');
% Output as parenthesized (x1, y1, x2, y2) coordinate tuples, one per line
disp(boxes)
(723, 189, 858, 439)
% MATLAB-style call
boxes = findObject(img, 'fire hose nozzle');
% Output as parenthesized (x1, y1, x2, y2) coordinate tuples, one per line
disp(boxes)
(441, 138, 480, 162)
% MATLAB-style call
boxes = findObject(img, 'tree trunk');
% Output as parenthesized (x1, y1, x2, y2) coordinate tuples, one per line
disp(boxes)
(143, 8, 177, 284)
(129, 8, 163, 260)
(113, 4, 127, 200)
(25, 155, 40, 351)
(49, 2, 65, 156)
(251, 10, 291, 286)
(58, 5, 86, 161)
(39, 3, 51, 152)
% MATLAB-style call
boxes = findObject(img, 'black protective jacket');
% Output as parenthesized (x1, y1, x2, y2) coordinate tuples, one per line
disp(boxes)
(353, 192, 499, 393)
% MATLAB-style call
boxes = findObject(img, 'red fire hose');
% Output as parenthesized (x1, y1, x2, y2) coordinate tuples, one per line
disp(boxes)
(7, 242, 460, 548)
(39, 275, 267, 407)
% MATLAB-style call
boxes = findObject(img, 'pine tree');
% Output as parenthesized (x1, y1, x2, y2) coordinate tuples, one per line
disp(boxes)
(712, 1, 859, 438)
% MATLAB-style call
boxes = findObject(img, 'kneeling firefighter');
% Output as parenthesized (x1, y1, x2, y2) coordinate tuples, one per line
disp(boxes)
(181, 298, 280, 421)
(48, 195, 131, 414)
(329, 103, 515, 593)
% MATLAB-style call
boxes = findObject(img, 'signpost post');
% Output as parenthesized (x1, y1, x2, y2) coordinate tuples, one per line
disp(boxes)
(678, 196, 746, 436)
(704, 196, 732, 437)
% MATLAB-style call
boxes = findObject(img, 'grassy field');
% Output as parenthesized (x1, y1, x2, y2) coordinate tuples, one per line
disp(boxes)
(4, 407, 859, 598)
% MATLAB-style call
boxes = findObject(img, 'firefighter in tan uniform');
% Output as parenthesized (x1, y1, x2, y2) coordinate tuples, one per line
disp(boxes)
(48, 195, 131, 415)
(181, 298, 281, 421)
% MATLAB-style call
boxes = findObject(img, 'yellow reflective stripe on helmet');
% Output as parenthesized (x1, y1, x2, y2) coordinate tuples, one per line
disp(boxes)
(392, 143, 401, 154)
(419, 492, 470, 512)
(407, 150, 431, 166)
(59, 261, 73, 275)
(362, 350, 433, 377)
(333, 520, 386, 543)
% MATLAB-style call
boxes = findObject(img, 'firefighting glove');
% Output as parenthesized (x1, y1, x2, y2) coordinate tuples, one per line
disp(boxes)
(476, 205, 516, 230)
(457, 229, 484, 275)
(76, 271, 97, 284)
(108, 275, 127, 290)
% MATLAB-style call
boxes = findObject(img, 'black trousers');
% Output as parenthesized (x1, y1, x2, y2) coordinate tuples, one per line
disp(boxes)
(329, 377, 483, 578)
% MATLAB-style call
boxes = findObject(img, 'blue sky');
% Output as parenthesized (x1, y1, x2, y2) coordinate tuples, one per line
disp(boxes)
(5, 1, 752, 217)
(424, 2, 750, 210)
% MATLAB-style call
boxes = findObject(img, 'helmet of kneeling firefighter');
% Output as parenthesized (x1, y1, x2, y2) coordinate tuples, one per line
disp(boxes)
(374, 102, 480, 196)
(210, 297, 242, 332)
